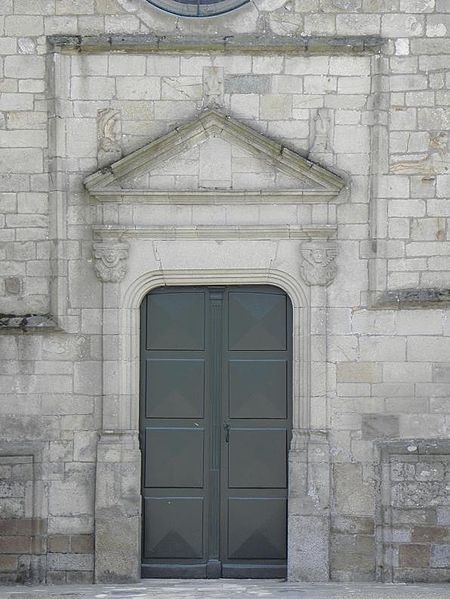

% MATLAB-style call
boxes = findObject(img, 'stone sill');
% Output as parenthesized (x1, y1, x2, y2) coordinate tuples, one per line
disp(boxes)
(0, 314, 59, 333)
(372, 288, 450, 310)
(89, 189, 344, 204)
(48, 34, 384, 55)
(92, 224, 337, 241)
(378, 438, 450, 457)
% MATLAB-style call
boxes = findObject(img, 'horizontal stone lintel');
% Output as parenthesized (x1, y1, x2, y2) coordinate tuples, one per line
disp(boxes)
(0, 314, 59, 333)
(93, 224, 337, 241)
(48, 34, 384, 55)
(89, 189, 343, 204)
(372, 288, 450, 310)
(378, 438, 450, 458)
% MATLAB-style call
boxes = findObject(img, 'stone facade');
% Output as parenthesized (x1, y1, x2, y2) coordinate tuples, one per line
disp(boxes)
(0, 0, 449, 585)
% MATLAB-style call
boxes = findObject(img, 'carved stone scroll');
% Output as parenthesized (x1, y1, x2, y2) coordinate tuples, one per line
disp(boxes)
(300, 240, 337, 286)
(93, 241, 129, 283)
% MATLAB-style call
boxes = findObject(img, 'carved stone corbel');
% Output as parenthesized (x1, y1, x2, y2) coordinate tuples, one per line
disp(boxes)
(93, 241, 129, 283)
(299, 240, 337, 286)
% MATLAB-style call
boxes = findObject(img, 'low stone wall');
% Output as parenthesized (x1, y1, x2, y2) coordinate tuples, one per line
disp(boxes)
(0, 449, 94, 584)
(378, 440, 450, 583)
(0, 454, 46, 584)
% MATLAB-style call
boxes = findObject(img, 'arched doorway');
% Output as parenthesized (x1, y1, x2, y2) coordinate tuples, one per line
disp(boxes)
(139, 285, 292, 578)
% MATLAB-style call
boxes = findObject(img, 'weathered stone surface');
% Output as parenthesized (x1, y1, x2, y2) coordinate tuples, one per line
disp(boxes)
(362, 415, 399, 440)
(0, 0, 450, 587)
(380, 444, 450, 582)
(430, 545, 450, 568)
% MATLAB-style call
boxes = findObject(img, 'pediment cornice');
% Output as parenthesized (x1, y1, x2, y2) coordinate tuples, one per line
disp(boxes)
(85, 110, 345, 204)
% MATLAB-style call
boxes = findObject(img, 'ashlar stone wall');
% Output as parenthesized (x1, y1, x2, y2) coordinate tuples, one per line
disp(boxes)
(0, 0, 449, 585)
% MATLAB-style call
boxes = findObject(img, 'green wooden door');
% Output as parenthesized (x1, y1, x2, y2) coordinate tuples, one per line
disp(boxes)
(140, 286, 292, 579)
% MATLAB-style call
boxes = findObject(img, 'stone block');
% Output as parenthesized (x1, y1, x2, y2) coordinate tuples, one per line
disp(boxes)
(0, 535, 31, 554)
(4, 56, 45, 79)
(334, 463, 375, 517)
(271, 76, 302, 94)
(437, 508, 450, 526)
(161, 77, 202, 101)
(147, 56, 179, 76)
(229, 94, 259, 119)
(332, 516, 374, 535)
(400, 0, 435, 11)
(0, 149, 42, 174)
(73, 431, 98, 462)
(303, 14, 336, 35)
(412, 527, 450, 543)
(304, 75, 337, 94)
(73, 362, 101, 396)
(0, 555, 17, 572)
(331, 534, 375, 578)
(382, 14, 424, 37)
(362, 414, 399, 440)
(418, 108, 450, 130)
(95, 509, 140, 583)
(336, 13, 380, 35)
(415, 462, 445, 481)
(71, 77, 115, 100)
(408, 337, 450, 362)
(252, 56, 284, 74)
(108, 55, 145, 76)
(267, 120, 309, 139)
(72, 55, 108, 77)
(337, 362, 382, 383)
(360, 337, 406, 361)
(48, 535, 70, 553)
(384, 363, 432, 383)
(47, 552, 94, 572)
(49, 481, 93, 517)
(390, 107, 417, 130)
(288, 515, 329, 582)
(4, 15, 44, 35)
(71, 534, 94, 554)
(225, 75, 270, 94)
(66, 570, 94, 583)
(259, 95, 292, 120)
(399, 544, 430, 568)
(46, 571, 66, 584)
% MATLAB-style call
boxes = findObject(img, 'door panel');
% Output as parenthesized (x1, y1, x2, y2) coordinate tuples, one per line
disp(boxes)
(140, 286, 292, 579)
(228, 429, 287, 489)
(227, 498, 287, 559)
(144, 497, 204, 559)
(228, 291, 287, 350)
(144, 427, 204, 488)
(228, 359, 287, 419)
(146, 291, 205, 350)
(145, 359, 205, 419)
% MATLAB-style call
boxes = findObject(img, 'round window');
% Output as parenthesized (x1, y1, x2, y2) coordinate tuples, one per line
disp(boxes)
(145, 0, 250, 17)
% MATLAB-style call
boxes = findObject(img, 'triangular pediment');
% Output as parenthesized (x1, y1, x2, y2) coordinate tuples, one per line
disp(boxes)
(84, 110, 345, 203)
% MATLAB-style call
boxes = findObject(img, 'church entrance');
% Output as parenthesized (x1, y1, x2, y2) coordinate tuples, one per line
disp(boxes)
(139, 286, 292, 578)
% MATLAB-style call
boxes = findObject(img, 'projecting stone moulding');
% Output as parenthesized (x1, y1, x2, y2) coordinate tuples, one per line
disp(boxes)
(84, 109, 346, 205)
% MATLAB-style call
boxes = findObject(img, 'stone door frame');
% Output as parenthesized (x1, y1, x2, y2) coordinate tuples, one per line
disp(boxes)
(94, 250, 333, 583)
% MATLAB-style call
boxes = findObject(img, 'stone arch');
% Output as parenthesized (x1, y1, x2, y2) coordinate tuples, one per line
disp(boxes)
(118, 267, 311, 436)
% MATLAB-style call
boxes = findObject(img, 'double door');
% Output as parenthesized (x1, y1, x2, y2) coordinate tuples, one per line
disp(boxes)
(140, 286, 292, 578)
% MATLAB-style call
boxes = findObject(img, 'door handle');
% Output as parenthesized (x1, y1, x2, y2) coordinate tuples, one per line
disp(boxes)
(223, 423, 230, 443)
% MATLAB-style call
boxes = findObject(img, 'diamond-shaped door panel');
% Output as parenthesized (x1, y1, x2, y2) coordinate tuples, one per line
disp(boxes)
(228, 291, 286, 351)
(228, 498, 287, 560)
(146, 291, 205, 350)
(228, 359, 287, 419)
(144, 497, 204, 559)
(144, 428, 204, 488)
(145, 359, 205, 419)
(228, 428, 287, 489)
